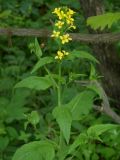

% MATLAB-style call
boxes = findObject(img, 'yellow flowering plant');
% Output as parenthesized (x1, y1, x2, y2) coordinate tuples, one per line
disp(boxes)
(12, 6, 102, 160)
(51, 7, 76, 60)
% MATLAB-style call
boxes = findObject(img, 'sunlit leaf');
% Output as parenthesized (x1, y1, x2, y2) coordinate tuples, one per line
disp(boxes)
(68, 133, 88, 154)
(87, 12, 120, 30)
(68, 50, 99, 63)
(53, 107, 72, 144)
(34, 38, 42, 59)
(14, 76, 52, 90)
(31, 57, 54, 73)
(12, 141, 55, 160)
(66, 90, 96, 120)
(87, 124, 118, 138)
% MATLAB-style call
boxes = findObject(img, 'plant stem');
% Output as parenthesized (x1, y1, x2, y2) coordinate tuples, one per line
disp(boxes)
(58, 62, 61, 107)
(57, 62, 65, 160)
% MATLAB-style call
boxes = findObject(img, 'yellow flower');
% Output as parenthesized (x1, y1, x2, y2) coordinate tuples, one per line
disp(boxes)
(62, 50, 69, 56)
(66, 17, 74, 25)
(52, 8, 65, 20)
(57, 11, 65, 20)
(69, 25, 76, 29)
(52, 8, 61, 15)
(55, 50, 64, 60)
(55, 50, 70, 60)
(55, 21, 64, 29)
(51, 30, 60, 38)
(60, 34, 72, 44)
(67, 9, 76, 15)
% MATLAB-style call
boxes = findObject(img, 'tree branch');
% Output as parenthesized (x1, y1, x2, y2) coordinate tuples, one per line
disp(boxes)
(75, 80, 120, 124)
(0, 28, 120, 43)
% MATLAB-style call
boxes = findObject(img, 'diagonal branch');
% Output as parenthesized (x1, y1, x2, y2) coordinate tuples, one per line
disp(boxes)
(0, 28, 120, 43)
(75, 80, 120, 124)
(93, 81, 120, 124)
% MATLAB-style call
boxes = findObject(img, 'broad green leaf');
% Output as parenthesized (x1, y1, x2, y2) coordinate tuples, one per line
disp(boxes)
(12, 141, 55, 160)
(87, 124, 118, 138)
(34, 38, 42, 59)
(53, 107, 72, 144)
(87, 12, 120, 30)
(66, 90, 96, 120)
(31, 57, 54, 73)
(68, 133, 88, 154)
(14, 76, 52, 90)
(68, 50, 99, 63)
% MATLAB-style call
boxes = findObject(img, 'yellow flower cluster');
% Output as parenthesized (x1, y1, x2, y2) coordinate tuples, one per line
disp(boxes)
(51, 7, 76, 44)
(51, 7, 76, 60)
(51, 30, 60, 38)
(55, 21, 64, 29)
(52, 7, 76, 27)
(55, 50, 69, 60)
(60, 34, 72, 44)
(51, 31, 72, 45)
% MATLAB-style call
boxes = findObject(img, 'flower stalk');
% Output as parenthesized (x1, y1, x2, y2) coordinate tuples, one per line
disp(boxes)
(51, 7, 76, 159)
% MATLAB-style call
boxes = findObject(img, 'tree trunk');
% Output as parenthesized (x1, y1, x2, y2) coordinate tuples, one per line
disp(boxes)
(79, 0, 120, 107)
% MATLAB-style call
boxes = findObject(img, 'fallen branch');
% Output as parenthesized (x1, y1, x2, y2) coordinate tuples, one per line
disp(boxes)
(0, 28, 120, 43)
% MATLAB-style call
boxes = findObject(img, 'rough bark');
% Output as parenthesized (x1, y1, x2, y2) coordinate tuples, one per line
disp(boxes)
(79, 0, 120, 107)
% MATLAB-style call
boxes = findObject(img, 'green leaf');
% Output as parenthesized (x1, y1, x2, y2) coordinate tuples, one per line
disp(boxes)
(87, 83, 102, 99)
(87, 12, 120, 30)
(87, 124, 118, 138)
(0, 97, 9, 120)
(0, 136, 9, 151)
(68, 133, 88, 154)
(0, 10, 11, 18)
(0, 128, 6, 135)
(6, 127, 18, 140)
(53, 107, 72, 144)
(31, 57, 54, 73)
(5, 89, 30, 122)
(68, 50, 99, 63)
(97, 146, 116, 159)
(66, 90, 96, 120)
(89, 63, 97, 80)
(12, 140, 55, 160)
(14, 76, 52, 90)
(18, 131, 31, 143)
(50, 74, 66, 84)
(26, 111, 40, 127)
(34, 38, 42, 59)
